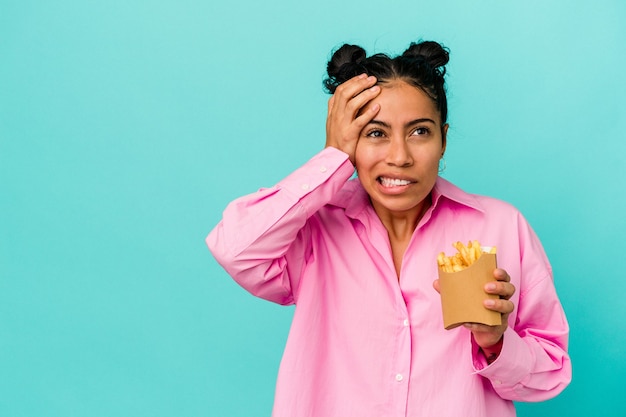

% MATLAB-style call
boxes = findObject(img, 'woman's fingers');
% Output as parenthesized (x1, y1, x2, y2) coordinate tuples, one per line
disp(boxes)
(325, 74, 380, 163)
(484, 281, 515, 301)
(327, 74, 368, 114)
(334, 74, 377, 102)
(353, 100, 380, 129)
(484, 268, 515, 300)
(344, 84, 380, 117)
(483, 297, 514, 314)
(493, 268, 511, 283)
(331, 76, 378, 114)
(432, 279, 441, 294)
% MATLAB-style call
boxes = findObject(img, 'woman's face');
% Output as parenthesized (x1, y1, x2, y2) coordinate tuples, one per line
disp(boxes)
(355, 80, 447, 220)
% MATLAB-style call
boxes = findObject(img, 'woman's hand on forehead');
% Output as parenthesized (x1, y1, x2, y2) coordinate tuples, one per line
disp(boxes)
(325, 74, 381, 165)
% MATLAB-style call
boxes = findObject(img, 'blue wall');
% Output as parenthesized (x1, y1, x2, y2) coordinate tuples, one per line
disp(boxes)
(1, 0, 625, 415)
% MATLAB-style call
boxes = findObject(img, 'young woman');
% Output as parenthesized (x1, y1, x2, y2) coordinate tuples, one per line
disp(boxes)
(207, 40, 571, 416)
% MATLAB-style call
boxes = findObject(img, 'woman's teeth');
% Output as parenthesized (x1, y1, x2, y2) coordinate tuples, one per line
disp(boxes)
(379, 177, 412, 187)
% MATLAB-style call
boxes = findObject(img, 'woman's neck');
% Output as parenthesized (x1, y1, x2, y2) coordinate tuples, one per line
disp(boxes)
(373, 194, 432, 240)
(373, 195, 432, 278)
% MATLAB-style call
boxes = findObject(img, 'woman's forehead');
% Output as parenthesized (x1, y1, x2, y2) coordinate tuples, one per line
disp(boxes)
(366, 81, 440, 124)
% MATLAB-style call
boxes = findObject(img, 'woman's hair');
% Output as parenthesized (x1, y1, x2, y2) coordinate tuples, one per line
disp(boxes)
(323, 40, 450, 124)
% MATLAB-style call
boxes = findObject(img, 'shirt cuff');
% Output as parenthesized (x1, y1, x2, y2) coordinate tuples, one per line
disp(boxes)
(471, 327, 533, 388)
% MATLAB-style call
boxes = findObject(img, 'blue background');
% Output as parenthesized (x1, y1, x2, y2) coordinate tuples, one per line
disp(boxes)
(1, 0, 625, 415)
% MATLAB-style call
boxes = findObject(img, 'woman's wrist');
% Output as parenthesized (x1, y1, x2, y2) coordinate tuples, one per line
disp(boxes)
(480, 336, 504, 364)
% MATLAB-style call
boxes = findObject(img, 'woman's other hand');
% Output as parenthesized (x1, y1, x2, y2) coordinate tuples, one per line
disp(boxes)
(433, 268, 516, 361)
(463, 268, 516, 360)
(325, 74, 381, 165)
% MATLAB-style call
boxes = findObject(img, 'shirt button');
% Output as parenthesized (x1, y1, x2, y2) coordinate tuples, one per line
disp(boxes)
(403, 319, 409, 327)
(320, 165, 327, 173)
(301, 184, 310, 190)
(493, 379, 502, 385)
(395, 374, 404, 382)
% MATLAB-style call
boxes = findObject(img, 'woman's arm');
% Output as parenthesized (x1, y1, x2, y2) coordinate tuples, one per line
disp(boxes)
(206, 148, 354, 305)
(471, 215, 572, 402)
(208, 74, 381, 305)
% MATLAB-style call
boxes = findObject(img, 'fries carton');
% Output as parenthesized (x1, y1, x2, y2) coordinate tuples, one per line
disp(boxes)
(438, 251, 502, 330)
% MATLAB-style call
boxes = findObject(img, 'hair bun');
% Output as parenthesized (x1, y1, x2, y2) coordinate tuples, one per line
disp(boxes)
(401, 41, 449, 75)
(324, 44, 367, 93)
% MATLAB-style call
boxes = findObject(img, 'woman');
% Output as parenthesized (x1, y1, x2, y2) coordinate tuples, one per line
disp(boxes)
(207, 40, 571, 416)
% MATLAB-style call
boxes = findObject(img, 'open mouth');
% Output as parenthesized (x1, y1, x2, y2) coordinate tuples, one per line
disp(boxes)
(378, 177, 414, 187)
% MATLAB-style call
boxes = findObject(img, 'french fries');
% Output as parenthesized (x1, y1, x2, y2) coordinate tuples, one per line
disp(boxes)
(437, 240, 496, 273)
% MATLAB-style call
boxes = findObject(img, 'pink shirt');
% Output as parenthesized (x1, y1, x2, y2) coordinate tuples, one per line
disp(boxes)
(207, 147, 571, 417)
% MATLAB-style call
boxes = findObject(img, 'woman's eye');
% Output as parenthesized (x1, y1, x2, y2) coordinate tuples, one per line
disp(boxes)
(366, 130, 385, 138)
(412, 127, 430, 136)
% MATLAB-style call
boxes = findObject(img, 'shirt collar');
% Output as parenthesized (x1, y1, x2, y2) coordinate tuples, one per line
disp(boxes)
(431, 177, 485, 213)
(329, 178, 372, 219)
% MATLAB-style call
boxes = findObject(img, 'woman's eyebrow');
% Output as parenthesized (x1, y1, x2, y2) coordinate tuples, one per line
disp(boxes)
(406, 118, 436, 126)
(367, 118, 436, 128)
(367, 120, 391, 128)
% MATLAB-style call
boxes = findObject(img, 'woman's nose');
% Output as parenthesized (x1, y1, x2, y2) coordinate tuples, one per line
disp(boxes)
(385, 138, 413, 167)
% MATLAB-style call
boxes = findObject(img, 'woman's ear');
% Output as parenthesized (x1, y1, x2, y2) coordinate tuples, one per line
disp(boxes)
(441, 123, 449, 155)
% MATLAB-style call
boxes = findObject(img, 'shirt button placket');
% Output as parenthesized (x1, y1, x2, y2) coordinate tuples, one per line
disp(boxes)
(395, 320, 409, 384)
(390, 314, 411, 416)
